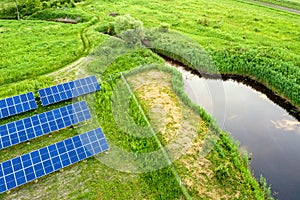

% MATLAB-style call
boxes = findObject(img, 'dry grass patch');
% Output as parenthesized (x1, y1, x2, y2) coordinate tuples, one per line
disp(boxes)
(136, 83, 182, 142)
(127, 68, 238, 199)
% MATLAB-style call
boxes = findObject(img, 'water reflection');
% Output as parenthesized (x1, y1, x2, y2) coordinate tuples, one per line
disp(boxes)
(175, 65, 300, 200)
(271, 119, 300, 132)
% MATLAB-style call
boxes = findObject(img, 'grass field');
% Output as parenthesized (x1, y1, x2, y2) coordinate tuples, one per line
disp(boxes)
(1, 0, 299, 104)
(0, 49, 268, 199)
(81, 0, 300, 106)
(0, 20, 84, 86)
(0, 0, 299, 199)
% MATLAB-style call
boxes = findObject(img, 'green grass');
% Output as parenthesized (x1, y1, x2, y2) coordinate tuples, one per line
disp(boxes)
(81, 0, 300, 106)
(0, 20, 85, 86)
(0, 50, 186, 199)
(82, 0, 299, 56)
(0, 0, 298, 198)
(1, 0, 299, 105)
(0, 72, 157, 200)
(0, 43, 269, 199)
(125, 64, 269, 199)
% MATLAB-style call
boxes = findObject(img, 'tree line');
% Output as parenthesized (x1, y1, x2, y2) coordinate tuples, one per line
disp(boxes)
(0, 0, 84, 19)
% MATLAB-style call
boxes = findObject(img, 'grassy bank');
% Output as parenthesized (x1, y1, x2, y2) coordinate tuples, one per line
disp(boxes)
(0, 0, 298, 198)
(143, 29, 300, 109)
(125, 64, 270, 199)
(85, 0, 300, 108)
(0, 38, 271, 199)
(1, 0, 299, 107)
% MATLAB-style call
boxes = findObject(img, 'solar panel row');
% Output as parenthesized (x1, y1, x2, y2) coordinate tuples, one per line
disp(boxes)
(0, 101, 91, 150)
(38, 76, 100, 106)
(0, 128, 109, 194)
(0, 76, 107, 193)
(0, 92, 37, 119)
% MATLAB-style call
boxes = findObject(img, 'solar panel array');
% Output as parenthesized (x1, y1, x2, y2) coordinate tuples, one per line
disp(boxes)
(0, 128, 109, 194)
(0, 76, 109, 193)
(0, 92, 37, 119)
(38, 76, 101, 106)
(0, 101, 91, 150)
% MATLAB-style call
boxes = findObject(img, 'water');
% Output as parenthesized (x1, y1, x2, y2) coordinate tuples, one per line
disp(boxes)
(176, 65, 300, 200)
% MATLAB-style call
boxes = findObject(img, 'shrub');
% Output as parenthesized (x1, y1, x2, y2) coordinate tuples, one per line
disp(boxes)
(158, 22, 170, 32)
(197, 18, 209, 26)
(17, 0, 42, 16)
(0, 5, 17, 19)
(0, 0, 83, 19)
(95, 22, 115, 35)
(28, 8, 92, 22)
(114, 14, 145, 46)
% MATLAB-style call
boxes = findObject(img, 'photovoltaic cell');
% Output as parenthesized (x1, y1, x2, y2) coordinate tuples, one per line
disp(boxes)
(0, 92, 37, 119)
(38, 76, 100, 106)
(0, 128, 109, 194)
(0, 101, 91, 150)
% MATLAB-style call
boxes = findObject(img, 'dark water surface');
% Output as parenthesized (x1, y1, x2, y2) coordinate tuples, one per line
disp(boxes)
(175, 65, 300, 200)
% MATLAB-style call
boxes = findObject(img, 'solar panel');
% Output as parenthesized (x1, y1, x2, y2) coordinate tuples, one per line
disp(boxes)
(0, 92, 37, 119)
(0, 101, 91, 150)
(38, 76, 100, 106)
(0, 127, 109, 194)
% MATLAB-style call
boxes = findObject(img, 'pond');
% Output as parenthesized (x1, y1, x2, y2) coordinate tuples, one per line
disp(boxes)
(173, 63, 300, 200)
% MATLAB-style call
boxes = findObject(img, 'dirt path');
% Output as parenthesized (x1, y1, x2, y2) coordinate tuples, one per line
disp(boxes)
(242, 0, 300, 15)
(47, 56, 90, 82)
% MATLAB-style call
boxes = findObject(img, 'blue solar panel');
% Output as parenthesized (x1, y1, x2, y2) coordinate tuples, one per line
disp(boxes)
(0, 128, 108, 194)
(38, 76, 100, 106)
(0, 92, 37, 119)
(0, 101, 91, 150)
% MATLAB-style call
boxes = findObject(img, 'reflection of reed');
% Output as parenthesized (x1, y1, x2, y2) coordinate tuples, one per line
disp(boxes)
(258, 93, 268, 101)
(185, 74, 195, 81)
(270, 119, 300, 132)
(166, 61, 195, 81)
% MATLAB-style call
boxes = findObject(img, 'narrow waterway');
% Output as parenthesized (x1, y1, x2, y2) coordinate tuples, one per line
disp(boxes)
(174, 64, 300, 200)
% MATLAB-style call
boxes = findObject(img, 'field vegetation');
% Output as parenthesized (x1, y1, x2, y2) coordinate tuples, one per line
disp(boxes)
(0, 0, 299, 199)
(1, 46, 270, 199)
(0, 0, 86, 19)
(89, 0, 300, 107)
(0, 20, 84, 86)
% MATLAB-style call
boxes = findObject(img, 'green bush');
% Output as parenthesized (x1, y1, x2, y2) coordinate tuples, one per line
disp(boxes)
(95, 22, 115, 35)
(28, 8, 92, 22)
(114, 14, 145, 46)
(0, 5, 16, 19)
(0, 0, 84, 19)
(19, 0, 42, 16)
(158, 22, 170, 32)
